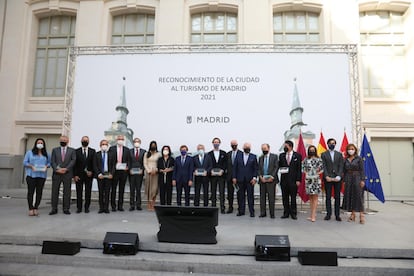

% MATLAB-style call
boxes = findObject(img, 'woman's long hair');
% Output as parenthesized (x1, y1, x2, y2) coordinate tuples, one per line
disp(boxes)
(147, 140, 158, 158)
(31, 138, 48, 159)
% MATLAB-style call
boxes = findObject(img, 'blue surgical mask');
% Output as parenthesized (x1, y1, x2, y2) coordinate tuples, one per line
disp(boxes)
(181, 150, 187, 156)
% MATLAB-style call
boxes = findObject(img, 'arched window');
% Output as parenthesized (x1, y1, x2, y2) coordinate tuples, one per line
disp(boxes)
(112, 13, 155, 44)
(191, 12, 237, 43)
(273, 11, 320, 43)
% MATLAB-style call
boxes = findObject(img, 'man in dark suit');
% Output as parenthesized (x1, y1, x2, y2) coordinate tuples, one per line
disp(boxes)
(208, 137, 227, 213)
(128, 137, 146, 211)
(258, 143, 279, 219)
(95, 139, 116, 213)
(108, 135, 131, 212)
(193, 144, 212, 207)
(172, 145, 194, 206)
(226, 139, 242, 214)
(73, 136, 96, 213)
(278, 140, 302, 220)
(232, 142, 258, 217)
(321, 138, 344, 221)
(49, 135, 76, 215)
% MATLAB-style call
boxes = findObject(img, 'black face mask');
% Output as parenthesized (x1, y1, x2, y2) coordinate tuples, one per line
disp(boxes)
(231, 145, 237, 150)
(308, 151, 316, 156)
(60, 141, 67, 147)
(244, 148, 251, 154)
(150, 147, 157, 151)
(262, 150, 269, 155)
(81, 141, 89, 147)
(283, 146, 288, 153)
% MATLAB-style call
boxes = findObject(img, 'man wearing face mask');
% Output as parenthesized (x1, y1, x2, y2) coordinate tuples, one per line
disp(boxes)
(49, 135, 76, 215)
(95, 140, 115, 213)
(108, 135, 131, 212)
(208, 137, 228, 213)
(128, 138, 146, 211)
(258, 143, 279, 219)
(278, 140, 302, 220)
(232, 142, 258, 217)
(193, 144, 213, 207)
(321, 138, 344, 221)
(73, 136, 96, 213)
(172, 145, 194, 206)
(226, 140, 242, 213)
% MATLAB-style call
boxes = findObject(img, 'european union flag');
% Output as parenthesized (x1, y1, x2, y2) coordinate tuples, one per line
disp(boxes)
(360, 134, 385, 203)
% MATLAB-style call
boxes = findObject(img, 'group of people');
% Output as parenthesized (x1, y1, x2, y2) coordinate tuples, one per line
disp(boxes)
(23, 135, 366, 224)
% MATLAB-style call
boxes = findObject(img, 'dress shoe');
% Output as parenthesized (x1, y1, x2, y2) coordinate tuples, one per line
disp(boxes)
(324, 215, 331, 221)
(85, 209, 89, 213)
(49, 210, 57, 215)
(281, 214, 289, 219)
(28, 210, 35, 216)
(336, 216, 342, 222)
(76, 209, 81, 213)
(118, 208, 124, 212)
(236, 212, 245, 216)
(104, 209, 110, 214)
(112, 208, 117, 212)
(226, 208, 233, 214)
(270, 215, 275, 219)
(221, 209, 225, 214)
(259, 214, 266, 218)
(291, 214, 297, 220)
(250, 213, 255, 218)
(63, 210, 71, 215)
(136, 207, 142, 211)
(129, 207, 135, 211)
(98, 210, 104, 214)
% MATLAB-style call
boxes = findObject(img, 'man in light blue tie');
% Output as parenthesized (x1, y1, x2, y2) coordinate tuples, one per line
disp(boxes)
(172, 145, 194, 206)
(258, 143, 279, 218)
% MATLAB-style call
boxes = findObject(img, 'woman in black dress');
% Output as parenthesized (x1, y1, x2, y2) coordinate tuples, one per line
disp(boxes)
(157, 145, 175, 205)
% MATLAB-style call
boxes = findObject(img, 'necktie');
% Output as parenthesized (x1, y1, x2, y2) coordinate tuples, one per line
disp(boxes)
(287, 153, 291, 165)
(83, 148, 87, 159)
(102, 151, 106, 172)
(232, 151, 236, 164)
(181, 157, 185, 165)
(135, 149, 139, 161)
(200, 155, 204, 165)
(61, 148, 66, 162)
(264, 155, 269, 175)
(118, 146, 122, 163)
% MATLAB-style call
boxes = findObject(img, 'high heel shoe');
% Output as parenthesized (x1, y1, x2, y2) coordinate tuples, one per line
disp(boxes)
(33, 209, 39, 216)
(360, 214, 365, 224)
(347, 213, 355, 222)
(28, 210, 34, 216)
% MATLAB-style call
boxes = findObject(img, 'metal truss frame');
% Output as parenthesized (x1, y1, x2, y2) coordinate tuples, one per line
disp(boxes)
(64, 44, 362, 145)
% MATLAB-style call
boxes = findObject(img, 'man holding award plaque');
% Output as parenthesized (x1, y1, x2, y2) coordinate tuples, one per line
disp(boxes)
(258, 143, 279, 219)
(193, 144, 212, 207)
(109, 135, 131, 212)
(95, 139, 115, 213)
(128, 138, 146, 211)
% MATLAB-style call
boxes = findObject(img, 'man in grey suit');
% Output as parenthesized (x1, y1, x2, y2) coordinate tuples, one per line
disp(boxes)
(258, 143, 279, 219)
(49, 135, 76, 215)
(321, 138, 344, 221)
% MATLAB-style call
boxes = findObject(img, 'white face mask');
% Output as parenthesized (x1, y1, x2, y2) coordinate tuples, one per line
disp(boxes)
(36, 143, 44, 149)
(117, 140, 124, 146)
(162, 150, 169, 156)
(134, 142, 140, 148)
(347, 149, 355, 156)
(101, 145, 108, 151)
(198, 149, 204, 155)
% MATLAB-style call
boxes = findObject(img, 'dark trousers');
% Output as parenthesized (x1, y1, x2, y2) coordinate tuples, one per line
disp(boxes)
(98, 178, 111, 211)
(237, 180, 255, 215)
(210, 176, 225, 210)
(281, 181, 297, 216)
(194, 176, 209, 206)
(51, 173, 72, 212)
(259, 181, 276, 216)
(75, 173, 93, 211)
(226, 179, 235, 209)
(111, 170, 128, 209)
(159, 177, 173, 205)
(129, 173, 144, 208)
(325, 181, 341, 218)
(176, 181, 191, 206)
(26, 176, 45, 210)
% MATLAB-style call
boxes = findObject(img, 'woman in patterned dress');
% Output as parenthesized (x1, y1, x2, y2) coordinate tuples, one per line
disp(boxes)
(342, 143, 366, 224)
(302, 145, 323, 222)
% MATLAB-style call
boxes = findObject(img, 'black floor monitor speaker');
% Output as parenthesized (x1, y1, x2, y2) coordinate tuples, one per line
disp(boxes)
(155, 205, 218, 244)
(298, 251, 338, 266)
(103, 232, 139, 255)
(255, 235, 290, 261)
(42, 241, 80, 255)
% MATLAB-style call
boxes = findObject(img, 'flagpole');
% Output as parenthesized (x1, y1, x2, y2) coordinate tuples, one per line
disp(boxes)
(365, 189, 378, 215)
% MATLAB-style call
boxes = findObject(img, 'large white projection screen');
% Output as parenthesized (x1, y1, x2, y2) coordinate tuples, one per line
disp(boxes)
(70, 51, 352, 153)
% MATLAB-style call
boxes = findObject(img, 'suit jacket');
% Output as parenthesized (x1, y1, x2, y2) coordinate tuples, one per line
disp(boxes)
(208, 150, 227, 177)
(232, 152, 258, 182)
(193, 154, 213, 175)
(226, 150, 243, 181)
(129, 148, 146, 169)
(278, 151, 302, 184)
(258, 153, 279, 183)
(173, 155, 194, 183)
(109, 145, 131, 170)
(51, 146, 76, 177)
(95, 150, 116, 177)
(321, 150, 344, 179)
(74, 147, 96, 176)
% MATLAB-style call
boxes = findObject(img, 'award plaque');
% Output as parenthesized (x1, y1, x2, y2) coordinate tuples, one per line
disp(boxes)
(195, 169, 207, 176)
(130, 168, 143, 175)
(33, 165, 47, 172)
(279, 167, 289, 174)
(116, 163, 127, 170)
(211, 168, 223, 176)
